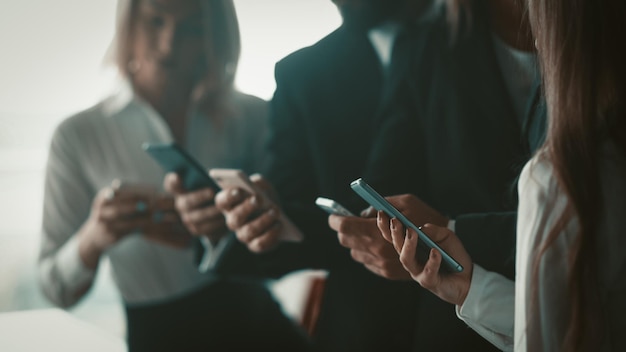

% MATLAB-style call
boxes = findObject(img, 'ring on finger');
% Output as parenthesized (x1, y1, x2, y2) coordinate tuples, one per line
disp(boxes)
(136, 201, 147, 212)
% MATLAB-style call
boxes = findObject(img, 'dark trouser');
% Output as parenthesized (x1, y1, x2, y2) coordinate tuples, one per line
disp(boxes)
(125, 278, 312, 352)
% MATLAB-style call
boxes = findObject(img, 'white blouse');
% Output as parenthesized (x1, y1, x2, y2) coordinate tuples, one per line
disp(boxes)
(457, 143, 626, 351)
(38, 82, 268, 307)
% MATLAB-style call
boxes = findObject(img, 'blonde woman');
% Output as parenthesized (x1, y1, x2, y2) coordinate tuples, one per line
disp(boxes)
(38, 0, 308, 350)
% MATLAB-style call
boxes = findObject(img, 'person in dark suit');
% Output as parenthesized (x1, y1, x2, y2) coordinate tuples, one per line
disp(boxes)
(210, 0, 544, 351)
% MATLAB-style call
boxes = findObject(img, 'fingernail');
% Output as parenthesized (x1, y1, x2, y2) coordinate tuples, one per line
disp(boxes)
(230, 188, 240, 197)
(268, 208, 277, 217)
(406, 230, 412, 240)
(251, 196, 259, 206)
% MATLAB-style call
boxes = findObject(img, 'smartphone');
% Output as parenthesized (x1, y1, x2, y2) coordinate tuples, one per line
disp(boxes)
(208, 168, 303, 242)
(350, 178, 463, 273)
(142, 142, 219, 191)
(315, 197, 355, 217)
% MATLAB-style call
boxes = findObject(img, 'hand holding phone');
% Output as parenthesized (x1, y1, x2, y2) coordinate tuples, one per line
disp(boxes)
(142, 142, 219, 191)
(143, 143, 223, 254)
(209, 168, 303, 242)
(350, 178, 463, 273)
(315, 197, 355, 217)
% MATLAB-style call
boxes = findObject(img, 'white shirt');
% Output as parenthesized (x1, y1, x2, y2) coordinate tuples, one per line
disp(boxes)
(456, 143, 626, 351)
(38, 81, 268, 306)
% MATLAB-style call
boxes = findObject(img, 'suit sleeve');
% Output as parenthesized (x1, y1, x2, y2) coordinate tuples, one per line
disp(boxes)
(454, 211, 517, 280)
(255, 61, 338, 276)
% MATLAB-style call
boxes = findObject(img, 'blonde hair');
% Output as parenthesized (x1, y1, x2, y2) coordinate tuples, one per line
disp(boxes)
(114, 0, 241, 118)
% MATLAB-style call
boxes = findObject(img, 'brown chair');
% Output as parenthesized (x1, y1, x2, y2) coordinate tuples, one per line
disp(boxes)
(299, 274, 327, 337)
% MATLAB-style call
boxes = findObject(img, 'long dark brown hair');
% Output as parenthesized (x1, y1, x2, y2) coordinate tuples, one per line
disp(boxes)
(115, 0, 241, 118)
(528, 0, 626, 350)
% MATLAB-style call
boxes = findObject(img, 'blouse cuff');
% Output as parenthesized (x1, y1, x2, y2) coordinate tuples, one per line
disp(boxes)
(56, 235, 97, 288)
(455, 264, 515, 351)
(456, 264, 489, 321)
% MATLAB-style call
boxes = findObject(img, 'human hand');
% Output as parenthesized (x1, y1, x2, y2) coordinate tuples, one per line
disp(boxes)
(214, 174, 286, 253)
(141, 192, 194, 249)
(77, 180, 154, 268)
(328, 214, 412, 280)
(377, 212, 474, 306)
(163, 173, 228, 244)
(361, 194, 449, 228)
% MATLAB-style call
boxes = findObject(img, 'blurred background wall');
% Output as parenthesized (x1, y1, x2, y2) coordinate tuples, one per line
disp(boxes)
(0, 0, 341, 338)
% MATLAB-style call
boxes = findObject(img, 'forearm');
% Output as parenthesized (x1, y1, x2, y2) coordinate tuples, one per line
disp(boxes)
(38, 234, 98, 308)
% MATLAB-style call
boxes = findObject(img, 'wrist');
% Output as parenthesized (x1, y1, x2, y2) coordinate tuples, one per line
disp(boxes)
(77, 226, 104, 269)
(457, 263, 474, 306)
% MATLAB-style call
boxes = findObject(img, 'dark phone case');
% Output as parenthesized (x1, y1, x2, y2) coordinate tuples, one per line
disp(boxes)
(142, 142, 219, 191)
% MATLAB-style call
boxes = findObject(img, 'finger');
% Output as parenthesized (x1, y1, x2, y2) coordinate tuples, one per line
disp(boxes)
(215, 188, 248, 212)
(390, 218, 405, 254)
(108, 217, 152, 237)
(187, 217, 227, 238)
(360, 206, 377, 218)
(100, 201, 148, 221)
(336, 230, 372, 251)
(419, 223, 450, 243)
(247, 221, 283, 253)
(328, 215, 375, 237)
(399, 228, 423, 276)
(249, 173, 271, 193)
(175, 188, 216, 212)
(181, 205, 223, 225)
(151, 194, 175, 212)
(237, 207, 279, 243)
(101, 189, 154, 210)
(151, 210, 179, 224)
(225, 195, 263, 231)
(249, 174, 279, 205)
(349, 249, 378, 266)
(376, 211, 393, 243)
(96, 186, 116, 205)
(418, 249, 443, 290)
(163, 172, 185, 194)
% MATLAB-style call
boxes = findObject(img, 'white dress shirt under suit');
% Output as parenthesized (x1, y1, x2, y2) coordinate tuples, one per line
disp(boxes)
(457, 142, 626, 351)
(38, 82, 268, 307)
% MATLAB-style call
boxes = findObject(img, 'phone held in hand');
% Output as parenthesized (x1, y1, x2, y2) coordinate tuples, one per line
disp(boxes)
(142, 142, 219, 191)
(315, 197, 355, 217)
(350, 178, 463, 273)
(208, 168, 304, 242)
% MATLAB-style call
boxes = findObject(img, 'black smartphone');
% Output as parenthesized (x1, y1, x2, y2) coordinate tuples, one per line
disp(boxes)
(350, 178, 463, 273)
(142, 142, 219, 191)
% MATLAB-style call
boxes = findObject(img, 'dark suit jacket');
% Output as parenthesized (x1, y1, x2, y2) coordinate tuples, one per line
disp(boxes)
(243, 3, 547, 351)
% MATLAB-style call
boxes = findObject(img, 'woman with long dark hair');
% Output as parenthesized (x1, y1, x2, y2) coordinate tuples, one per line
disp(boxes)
(377, 0, 626, 350)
